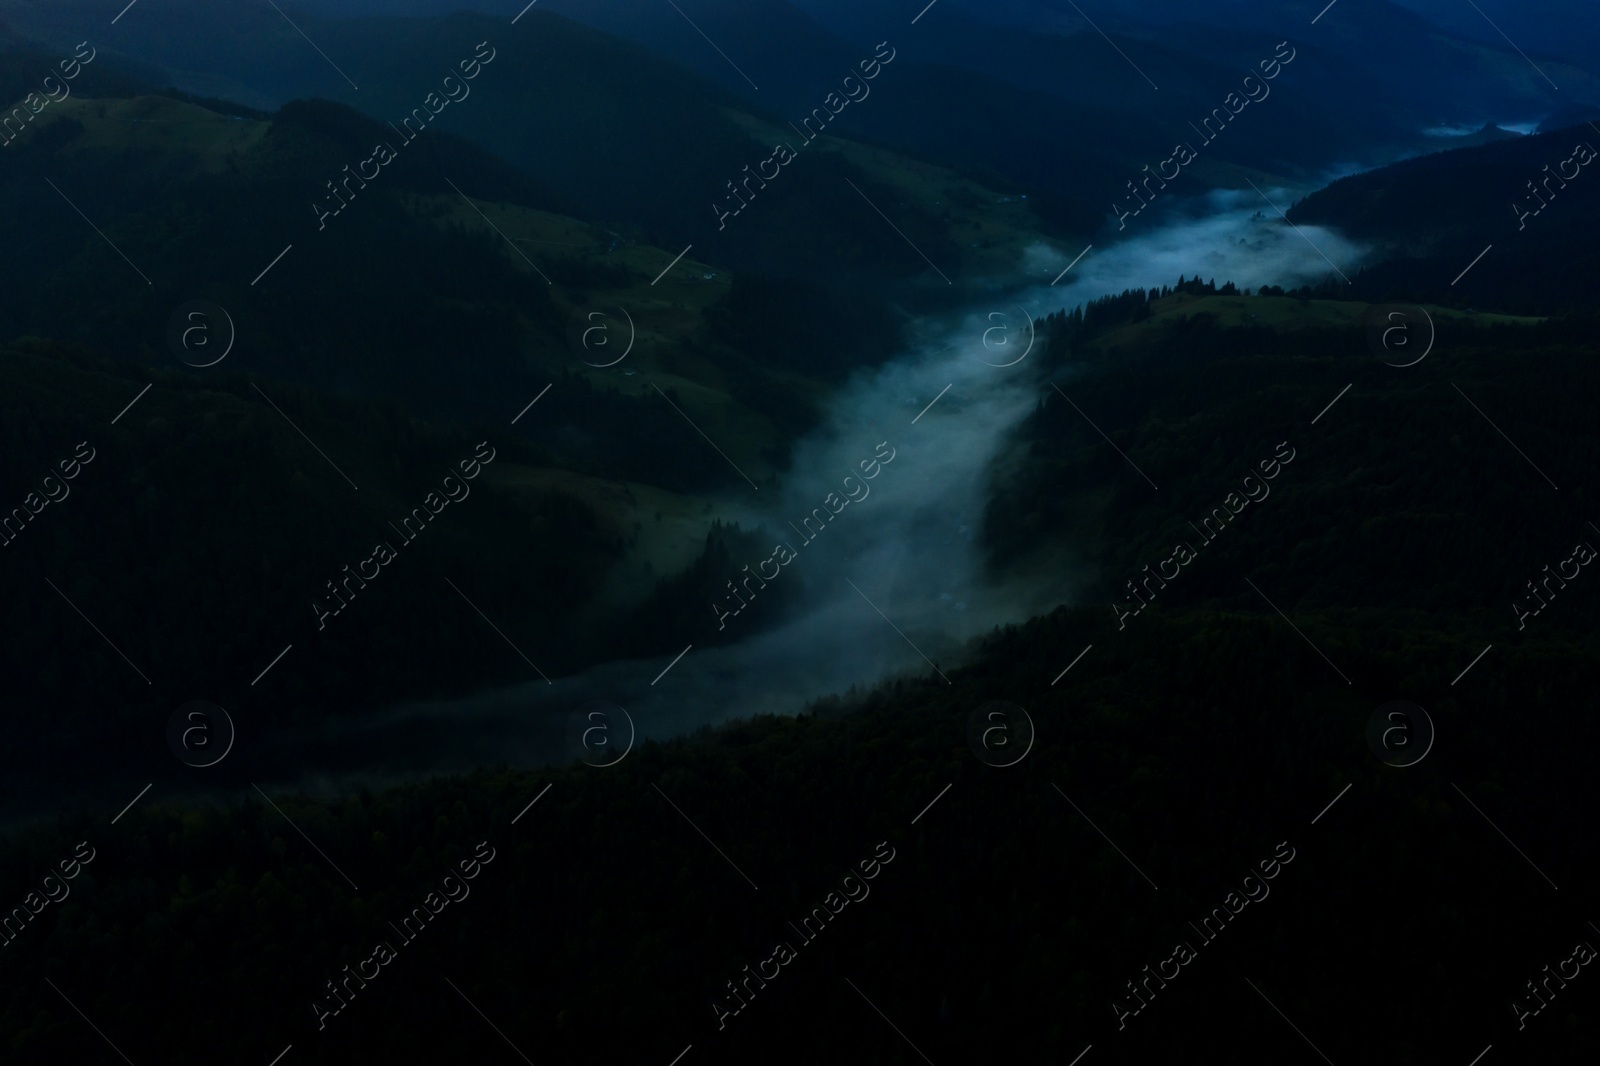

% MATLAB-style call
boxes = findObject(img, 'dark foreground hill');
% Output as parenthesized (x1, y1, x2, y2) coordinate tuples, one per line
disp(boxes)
(0, 591, 1593, 1064)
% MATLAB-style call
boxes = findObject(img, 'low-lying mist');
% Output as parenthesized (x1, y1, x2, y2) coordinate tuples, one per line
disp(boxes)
(1021, 186, 1368, 298)
(254, 188, 1370, 792)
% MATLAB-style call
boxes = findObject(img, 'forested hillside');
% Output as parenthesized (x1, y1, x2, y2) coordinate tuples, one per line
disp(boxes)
(1290, 122, 1600, 313)
(3, 294, 1596, 1062)
(3, 3, 1598, 1062)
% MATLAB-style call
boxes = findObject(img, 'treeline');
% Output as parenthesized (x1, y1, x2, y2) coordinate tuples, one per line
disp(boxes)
(1034, 278, 1327, 374)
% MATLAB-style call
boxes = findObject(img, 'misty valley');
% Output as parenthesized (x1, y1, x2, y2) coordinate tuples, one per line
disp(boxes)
(1, 1, 1599, 1064)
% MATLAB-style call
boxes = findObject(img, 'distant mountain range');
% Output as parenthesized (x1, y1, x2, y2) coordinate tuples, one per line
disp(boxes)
(4, 0, 1594, 256)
